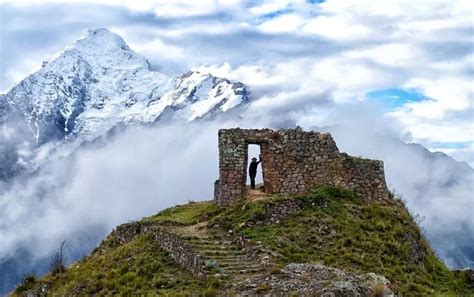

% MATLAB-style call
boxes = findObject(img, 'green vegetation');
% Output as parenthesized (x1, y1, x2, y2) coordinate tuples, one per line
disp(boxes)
(343, 153, 380, 165)
(212, 186, 471, 296)
(145, 201, 220, 225)
(14, 234, 219, 296)
(15, 186, 472, 296)
(15, 274, 37, 294)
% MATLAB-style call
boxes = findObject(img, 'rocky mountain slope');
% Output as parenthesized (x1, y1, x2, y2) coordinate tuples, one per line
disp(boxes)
(13, 186, 473, 296)
(0, 28, 249, 178)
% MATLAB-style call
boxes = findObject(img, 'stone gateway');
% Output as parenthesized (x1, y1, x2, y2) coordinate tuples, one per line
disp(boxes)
(214, 127, 390, 207)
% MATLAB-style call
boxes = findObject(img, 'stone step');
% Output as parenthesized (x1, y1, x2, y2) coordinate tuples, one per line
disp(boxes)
(181, 235, 267, 277)
(188, 238, 233, 245)
(212, 257, 255, 263)
(214, 257, 261, 266)
(217, 256, 257, 262)
(191, 243, 239, 250)
(199, 249, 246, 256)
(181, 236, 225, 241)
(190, 243, 237, 250)
(190, 244, 238, 250)
(217, 263, 262, 270)
(206, 254, 247, 259)
(192, 242, 264, 251)
(186, 235, 226, 240)
(222, 267, 263, 274)
(213, 256, 254, 262)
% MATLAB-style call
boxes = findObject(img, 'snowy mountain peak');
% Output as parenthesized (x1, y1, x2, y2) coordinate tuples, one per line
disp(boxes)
(67, 28, 135, 56)
(1, 28, 250, 173)
(78, 28, 130, 51)
(56, 28, 150, 71)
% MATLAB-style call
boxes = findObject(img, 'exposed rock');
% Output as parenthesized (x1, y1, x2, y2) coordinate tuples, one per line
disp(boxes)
(236, 263, 394, 296)
(404, 231, 426, 266)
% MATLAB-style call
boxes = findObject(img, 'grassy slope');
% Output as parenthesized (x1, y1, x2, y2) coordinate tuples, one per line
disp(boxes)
(14, 186, 472, 296)
(14, 234, 219, 296)
(212, 187, 472, 295)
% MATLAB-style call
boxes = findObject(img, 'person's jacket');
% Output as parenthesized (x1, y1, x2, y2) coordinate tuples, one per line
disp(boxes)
(249, 159, 261, 176)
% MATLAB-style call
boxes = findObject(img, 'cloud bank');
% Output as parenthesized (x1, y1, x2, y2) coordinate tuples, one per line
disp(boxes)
(0, 121, 225, 292)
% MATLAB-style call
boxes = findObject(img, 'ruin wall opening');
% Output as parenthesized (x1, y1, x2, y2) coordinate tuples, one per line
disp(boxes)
(214, 127, 390, 207)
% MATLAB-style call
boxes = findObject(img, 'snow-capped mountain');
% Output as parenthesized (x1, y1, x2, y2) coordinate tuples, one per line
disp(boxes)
(0, 28, 250, 177)
(2, 28, 249, 145)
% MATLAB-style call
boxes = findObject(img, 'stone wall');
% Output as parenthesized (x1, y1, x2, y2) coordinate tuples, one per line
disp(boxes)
(265, 200, 304, 224)
(215, 127, 390, 207)
(103, 222, 214, 278)
(148, 227, 213, 278)
(101, 221, 154, 249)
(231, 197, 328, 228)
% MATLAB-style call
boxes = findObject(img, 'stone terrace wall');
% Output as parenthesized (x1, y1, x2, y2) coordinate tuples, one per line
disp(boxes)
(104, 222, 213, 278)
(148, 227, 213, 278)
(215, 127, 390, 207)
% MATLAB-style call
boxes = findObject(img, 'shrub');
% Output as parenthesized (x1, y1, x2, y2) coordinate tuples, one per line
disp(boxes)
(256, 282, 271, 293)
(204, 287, 217, 297)
(14, 273, 37, 294)
(50, 240, 67, 275)
(370, 283, 386, 297)
(270, 266, 282, 274)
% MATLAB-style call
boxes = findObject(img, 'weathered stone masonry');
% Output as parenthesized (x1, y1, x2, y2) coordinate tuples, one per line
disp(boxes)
(105, 222, 215, 278)
(214, 127, 390, 207)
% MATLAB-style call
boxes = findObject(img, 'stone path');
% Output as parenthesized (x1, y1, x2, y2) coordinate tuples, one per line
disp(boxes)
(186, 236, 265, 276)
(246, 184, 270, 201)
(170, 222, 271, 280)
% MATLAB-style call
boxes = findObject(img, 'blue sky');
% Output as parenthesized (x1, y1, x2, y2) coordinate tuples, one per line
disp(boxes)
(366, 88, 428, 108)
(0, 0, 472, 165)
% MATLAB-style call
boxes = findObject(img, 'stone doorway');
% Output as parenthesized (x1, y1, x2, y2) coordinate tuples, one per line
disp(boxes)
(214, 128, 390, 208)
(247, 144, 263, 189)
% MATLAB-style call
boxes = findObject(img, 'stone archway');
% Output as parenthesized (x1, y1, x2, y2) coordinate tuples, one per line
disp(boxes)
(214, 127, 390, 208)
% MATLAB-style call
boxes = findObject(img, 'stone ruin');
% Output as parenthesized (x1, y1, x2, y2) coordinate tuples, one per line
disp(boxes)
(214, 127, 390, 207)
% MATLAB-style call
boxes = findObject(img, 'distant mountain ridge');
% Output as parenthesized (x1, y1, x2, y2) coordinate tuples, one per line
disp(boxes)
(0, 28, 250, 178)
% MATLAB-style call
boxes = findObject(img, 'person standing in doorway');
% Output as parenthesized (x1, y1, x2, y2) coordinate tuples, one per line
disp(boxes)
(249, 155, 262, 189)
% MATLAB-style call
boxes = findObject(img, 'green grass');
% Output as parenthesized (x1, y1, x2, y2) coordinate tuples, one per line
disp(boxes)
(145, 201, 220, 225)
(212, 186, 472, 296)
(14, 234, 220, 296)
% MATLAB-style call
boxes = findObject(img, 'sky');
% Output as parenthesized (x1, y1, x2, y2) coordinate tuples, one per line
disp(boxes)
(1, 0, 472, 165)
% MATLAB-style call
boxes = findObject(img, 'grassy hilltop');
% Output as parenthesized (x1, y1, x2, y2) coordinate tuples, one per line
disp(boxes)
(14, 186, 472, 296)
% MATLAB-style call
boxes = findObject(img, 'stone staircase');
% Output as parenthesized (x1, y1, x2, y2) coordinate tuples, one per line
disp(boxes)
(184, 236, 266, 276)
(110, 219, 273, 281)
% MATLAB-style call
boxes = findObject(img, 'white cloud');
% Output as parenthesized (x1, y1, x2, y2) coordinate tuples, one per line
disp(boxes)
(259, 13, 306, 34)
(248, 0, 292, 15)
(301, 15, 371, 40)
(0, 0, 240, 16)
(0, 122, 224, 260)
(345, 43, 424, 68)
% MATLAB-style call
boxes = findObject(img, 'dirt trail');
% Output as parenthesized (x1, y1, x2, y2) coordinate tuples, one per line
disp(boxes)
(171, 221, 211, 238)
(246, 184, 270, 201)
